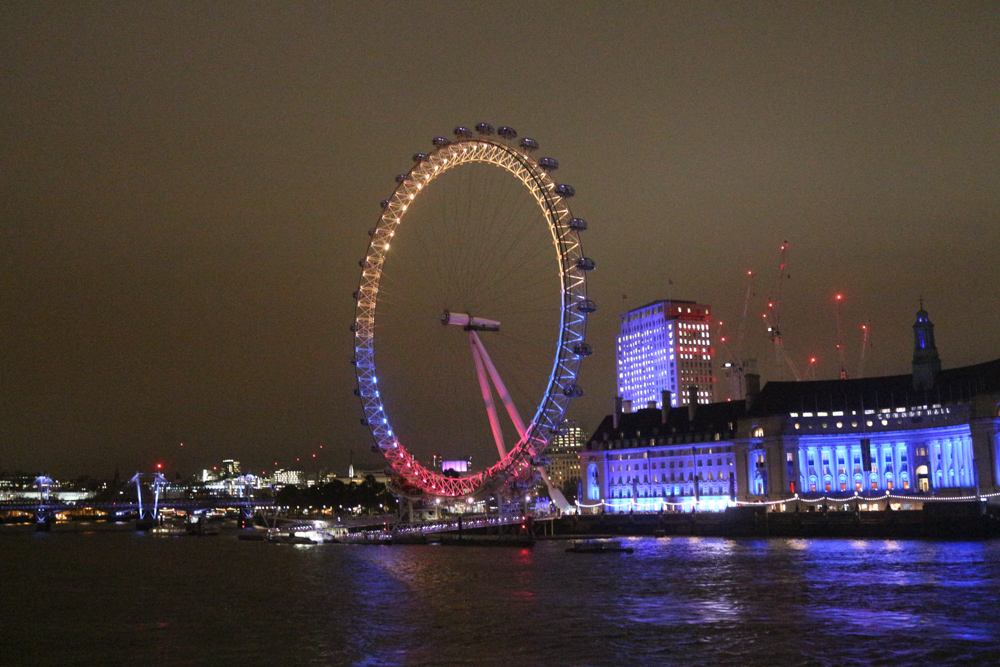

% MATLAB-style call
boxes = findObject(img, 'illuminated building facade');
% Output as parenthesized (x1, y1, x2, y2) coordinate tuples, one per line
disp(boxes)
(585, 307, 1000, 512)
(545, 420, 588, 490)
(581, 401, 744, 512)
(617, 299, 715, 409)
(738, 307, 1000, 505)
(270, 469, 304, 487)
(737, 362, 1000, 503)
(441, 460, 469, 474)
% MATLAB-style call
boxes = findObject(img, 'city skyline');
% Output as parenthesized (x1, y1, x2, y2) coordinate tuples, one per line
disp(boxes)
(2, 3, 998, 477)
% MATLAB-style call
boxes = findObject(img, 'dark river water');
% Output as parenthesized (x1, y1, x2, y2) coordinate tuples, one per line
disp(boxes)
(2, 524, 1000, 666)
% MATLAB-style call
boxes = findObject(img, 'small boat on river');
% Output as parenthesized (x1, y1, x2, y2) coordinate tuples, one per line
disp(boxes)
(566, 539, 634, 554)
(185, 515, 221, 536)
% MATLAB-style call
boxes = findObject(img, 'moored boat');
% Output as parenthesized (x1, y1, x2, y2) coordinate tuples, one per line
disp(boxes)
(185, 515, 222, 536)
(566, 539, 634, 554)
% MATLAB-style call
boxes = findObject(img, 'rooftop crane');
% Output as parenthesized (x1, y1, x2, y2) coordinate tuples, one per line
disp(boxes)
(718, 270, 757, 399)
(805, 356, 818, 380)
(734, 269, 755, 366)
(762, 242, 800, 381)
(835, 293, 848, 380)
(858, 322, 871, 378)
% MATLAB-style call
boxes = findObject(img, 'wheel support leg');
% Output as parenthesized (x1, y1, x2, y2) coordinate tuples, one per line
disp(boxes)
(469, 331, 508, 459)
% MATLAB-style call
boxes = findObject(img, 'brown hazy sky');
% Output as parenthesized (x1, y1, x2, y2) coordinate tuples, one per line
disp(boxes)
(1, 2, 997, 478)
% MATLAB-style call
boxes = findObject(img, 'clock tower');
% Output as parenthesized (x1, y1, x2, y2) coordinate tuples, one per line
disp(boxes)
(912, 300, 941, 390)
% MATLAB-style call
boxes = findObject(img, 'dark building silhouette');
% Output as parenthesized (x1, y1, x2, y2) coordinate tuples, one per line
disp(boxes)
(913, 300, 942, 391)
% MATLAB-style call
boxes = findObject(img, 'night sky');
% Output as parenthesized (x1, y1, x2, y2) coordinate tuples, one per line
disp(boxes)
(2, 3, 997, 479)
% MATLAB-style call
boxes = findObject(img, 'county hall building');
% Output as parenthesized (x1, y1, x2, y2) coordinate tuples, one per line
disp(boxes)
(582, 305, 1000, 512)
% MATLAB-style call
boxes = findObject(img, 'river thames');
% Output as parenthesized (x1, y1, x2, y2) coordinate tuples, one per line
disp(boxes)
(2, 524, 999, 666)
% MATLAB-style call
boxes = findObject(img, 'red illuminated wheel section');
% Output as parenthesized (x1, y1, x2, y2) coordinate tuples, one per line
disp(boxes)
(352, 124, 594, 499)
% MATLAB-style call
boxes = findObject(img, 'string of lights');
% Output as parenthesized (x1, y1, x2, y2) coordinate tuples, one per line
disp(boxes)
(576, 489, 1000, 513)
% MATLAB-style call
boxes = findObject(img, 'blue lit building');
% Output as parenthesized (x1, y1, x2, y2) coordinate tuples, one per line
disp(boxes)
(737, 306, 1000, 505)
(581, 400, 745, 513)
(617, 300, 715, 409)
(583, 305, 1000, 512)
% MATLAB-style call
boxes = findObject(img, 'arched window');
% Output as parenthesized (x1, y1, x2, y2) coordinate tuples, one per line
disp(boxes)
(587, 463, 600, 500)
(916, 464, 930, 492)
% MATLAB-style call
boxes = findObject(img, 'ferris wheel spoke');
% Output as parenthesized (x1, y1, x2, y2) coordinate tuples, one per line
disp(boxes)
(475, 255, 557, 307)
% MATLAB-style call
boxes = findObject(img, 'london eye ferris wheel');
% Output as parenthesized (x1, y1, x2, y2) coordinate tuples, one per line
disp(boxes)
(352, 124, 595, 500)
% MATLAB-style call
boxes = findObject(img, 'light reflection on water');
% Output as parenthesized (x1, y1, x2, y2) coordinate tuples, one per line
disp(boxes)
(2, 526, 1000, 666)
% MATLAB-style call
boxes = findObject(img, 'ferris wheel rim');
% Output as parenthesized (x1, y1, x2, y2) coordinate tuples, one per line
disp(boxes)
(353, 132, 591, 499)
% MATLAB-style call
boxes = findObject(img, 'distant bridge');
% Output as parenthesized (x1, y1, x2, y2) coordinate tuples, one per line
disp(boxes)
(0, 498, 275, 530)
(0, 498, 272, 513)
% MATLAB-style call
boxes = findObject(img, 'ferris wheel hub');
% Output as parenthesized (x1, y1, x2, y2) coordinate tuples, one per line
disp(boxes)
(441, 310, 501, 332)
